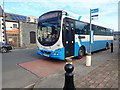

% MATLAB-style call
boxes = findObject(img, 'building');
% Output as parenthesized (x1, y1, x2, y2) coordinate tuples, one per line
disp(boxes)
(0, 6, 38, 48)
(0, 6, 6, 44)
(114, 31, 120, 40)
(116, 2, 120, 40)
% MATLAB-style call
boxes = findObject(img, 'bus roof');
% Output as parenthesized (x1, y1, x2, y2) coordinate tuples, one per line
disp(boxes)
(62, 10, 113, 29)
(40, 10, 113, 29)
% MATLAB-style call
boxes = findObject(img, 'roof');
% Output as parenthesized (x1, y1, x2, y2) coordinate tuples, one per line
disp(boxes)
(5, 13, 27, 21)
(40, 10, 113, 29)
(0, 6, 3, 16)
(63, 10, 113, 29)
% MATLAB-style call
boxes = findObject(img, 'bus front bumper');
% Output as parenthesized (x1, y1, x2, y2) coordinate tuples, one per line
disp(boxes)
(37, 47, 65, 60)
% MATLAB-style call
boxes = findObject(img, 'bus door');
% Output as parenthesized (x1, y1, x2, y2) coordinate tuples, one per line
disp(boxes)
(63, 18, 75, 58)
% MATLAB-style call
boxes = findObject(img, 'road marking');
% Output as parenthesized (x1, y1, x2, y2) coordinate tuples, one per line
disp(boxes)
(24, 83, 35, 88)
(65, 56, 74, 59)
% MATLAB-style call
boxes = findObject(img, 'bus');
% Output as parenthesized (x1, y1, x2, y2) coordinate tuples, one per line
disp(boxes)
(36, 10, 114, 60)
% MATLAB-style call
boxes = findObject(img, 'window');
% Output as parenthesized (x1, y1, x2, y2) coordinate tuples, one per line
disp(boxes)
(100, 28, 106, 35)
(93, 26, 106, 35)
(74, 20, 113, 36)
(75, 21, 89, 34)
(106, 29, 113, 36)
(66, 22, 69, 30)
(37, 20, 60, 46)
(34, 19, 38, 23)
(71, 23, 74, 27)
(30, 31, 36, 43)
(71, 23, 74, 31)
(92, 25, 96, 34)
(27, 17, 30, 22)
(13, 24, 17, 28)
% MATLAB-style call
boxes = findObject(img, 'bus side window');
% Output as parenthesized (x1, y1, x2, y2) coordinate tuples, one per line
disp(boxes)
(106, 29, 113, 36)
(66, 27, 69, 30)
(66, 22, 69, 31)
(75, 21, 89, 34)
(71, 23, 74, 31)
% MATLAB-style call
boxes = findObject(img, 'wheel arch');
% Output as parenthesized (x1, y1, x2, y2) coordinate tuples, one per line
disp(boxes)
(2, 47, 8, 50)
(77, 45, 86, 59)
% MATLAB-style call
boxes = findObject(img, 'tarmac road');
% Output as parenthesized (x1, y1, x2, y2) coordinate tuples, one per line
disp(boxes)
(2, 48, 41, 88)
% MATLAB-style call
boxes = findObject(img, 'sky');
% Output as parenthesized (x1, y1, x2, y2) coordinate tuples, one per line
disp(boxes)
(0, 0, 119, 31)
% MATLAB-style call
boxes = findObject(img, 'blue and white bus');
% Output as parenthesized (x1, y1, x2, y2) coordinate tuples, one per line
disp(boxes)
(37, 10, 114, 60)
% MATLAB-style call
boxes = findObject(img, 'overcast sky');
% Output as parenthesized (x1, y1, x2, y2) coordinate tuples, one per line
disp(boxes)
(0, 0, 119, 31)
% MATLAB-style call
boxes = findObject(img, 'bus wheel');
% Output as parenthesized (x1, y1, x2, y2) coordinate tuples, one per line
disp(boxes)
(77, 47, 85, 59)
(105, 43, 109, 50)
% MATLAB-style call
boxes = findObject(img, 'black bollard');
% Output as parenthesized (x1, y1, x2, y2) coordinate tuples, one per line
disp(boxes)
(63, 62, 76, 90)
(111, 43, 113, 53)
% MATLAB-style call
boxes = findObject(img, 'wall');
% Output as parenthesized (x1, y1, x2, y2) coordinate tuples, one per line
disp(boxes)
(20, 21, 37, 48)
(6, 21, 19, 34)
(6, 22, 18, 28)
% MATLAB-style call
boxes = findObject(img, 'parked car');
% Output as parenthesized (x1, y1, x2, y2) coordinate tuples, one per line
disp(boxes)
(0, 43, 12, 53)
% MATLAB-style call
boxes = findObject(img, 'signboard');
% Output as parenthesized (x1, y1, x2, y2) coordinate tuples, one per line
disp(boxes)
(90, 30, 94, 44)
(91, 8, 99, 13)
(6, 28, 20, 34)
(39, 12, 61, 21)
(91, 8, 99, 20)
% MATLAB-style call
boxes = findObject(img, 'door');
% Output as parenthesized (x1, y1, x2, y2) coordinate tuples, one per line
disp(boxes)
(63, 18, 75, 58)
(30, 31, 36, 43)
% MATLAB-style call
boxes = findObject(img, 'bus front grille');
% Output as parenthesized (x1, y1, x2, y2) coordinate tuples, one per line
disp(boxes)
(40, 50, 51, 54)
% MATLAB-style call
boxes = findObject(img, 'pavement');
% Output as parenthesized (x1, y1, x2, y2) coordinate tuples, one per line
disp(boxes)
(33, 42, 119, 89)
(75, 57, 118, 88)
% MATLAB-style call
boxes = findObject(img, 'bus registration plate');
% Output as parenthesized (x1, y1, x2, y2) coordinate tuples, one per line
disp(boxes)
(43, 54, 49, 57)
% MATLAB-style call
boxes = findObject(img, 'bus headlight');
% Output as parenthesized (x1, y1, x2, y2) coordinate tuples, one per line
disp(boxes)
(54, 53, 59, 55)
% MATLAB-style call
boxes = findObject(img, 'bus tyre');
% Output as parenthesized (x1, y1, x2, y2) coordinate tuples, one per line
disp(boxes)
(105, 43, 109, 50)
(78, 47, 85, 59)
